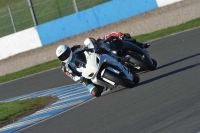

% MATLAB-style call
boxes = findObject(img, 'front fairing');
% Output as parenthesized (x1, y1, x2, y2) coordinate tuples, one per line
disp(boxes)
(81, 51, 100, 79)
(98, 54, 133, 81)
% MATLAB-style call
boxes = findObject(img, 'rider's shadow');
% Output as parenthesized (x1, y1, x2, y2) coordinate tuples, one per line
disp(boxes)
(138, 63, 199, 86)
(136, 53, 200, 74)
(138, 53, 200, 85)
(156, 53, 200, 70)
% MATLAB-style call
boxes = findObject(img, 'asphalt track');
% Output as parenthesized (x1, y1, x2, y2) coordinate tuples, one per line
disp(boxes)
(0, 27, 200, 133)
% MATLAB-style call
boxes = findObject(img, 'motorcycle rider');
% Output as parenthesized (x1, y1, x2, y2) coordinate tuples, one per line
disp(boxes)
(97, 32, 150, 49)
(56, 41, 130, 97)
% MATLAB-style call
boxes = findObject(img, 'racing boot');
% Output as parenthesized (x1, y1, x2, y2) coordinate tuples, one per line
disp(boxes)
(123, 33, 132, 39)
(124, 37, 150, 49)
(87, 83, 103, 97)
(142, 43, 150, 49)
(91, 86, 104, 97)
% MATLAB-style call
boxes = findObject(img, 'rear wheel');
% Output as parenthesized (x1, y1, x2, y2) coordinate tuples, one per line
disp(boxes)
(102, 69, 135, 88)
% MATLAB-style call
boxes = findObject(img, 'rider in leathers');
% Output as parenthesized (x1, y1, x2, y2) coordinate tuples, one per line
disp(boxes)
(97, 32, 150, 49)
(56, 40, 129, 97)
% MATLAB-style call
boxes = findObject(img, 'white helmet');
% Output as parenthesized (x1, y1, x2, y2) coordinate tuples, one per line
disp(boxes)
(56, 44, 72, 64)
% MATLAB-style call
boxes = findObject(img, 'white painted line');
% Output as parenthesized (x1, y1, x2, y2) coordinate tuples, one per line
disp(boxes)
(16, 97, 96, 133)
(0, 84, 93, 132)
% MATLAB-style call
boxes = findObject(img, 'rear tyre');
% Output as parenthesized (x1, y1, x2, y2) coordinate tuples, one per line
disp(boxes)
(103, 69, 135, 88)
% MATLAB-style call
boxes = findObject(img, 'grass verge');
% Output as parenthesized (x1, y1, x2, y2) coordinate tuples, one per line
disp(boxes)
(0, 96, 58, 128)
(134, 17, 200, 42)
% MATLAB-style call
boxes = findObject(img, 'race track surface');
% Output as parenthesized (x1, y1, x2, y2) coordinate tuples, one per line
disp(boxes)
(0, 27, 200, 133)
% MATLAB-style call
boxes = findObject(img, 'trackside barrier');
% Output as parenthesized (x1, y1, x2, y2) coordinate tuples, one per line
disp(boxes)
(156, 0, 183, 7)
(0, 27, 42, 60)
(36, 0, 158, 45)
(0, 0, 184, 60)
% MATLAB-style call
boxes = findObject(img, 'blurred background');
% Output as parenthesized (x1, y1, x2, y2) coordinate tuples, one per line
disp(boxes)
(0, 0, 110, 37)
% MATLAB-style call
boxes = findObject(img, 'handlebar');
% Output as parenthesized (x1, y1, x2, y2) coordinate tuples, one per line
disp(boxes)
(84, 48, 95, 52)
(84, 47, 109, 55)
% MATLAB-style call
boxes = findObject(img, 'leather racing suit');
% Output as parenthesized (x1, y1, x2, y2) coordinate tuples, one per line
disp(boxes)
(61, 44, 117, 97)
(97, 32, 150, 49)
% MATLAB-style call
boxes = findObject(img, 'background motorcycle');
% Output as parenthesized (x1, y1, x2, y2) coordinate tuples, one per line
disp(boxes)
(97, 38, 157, 73)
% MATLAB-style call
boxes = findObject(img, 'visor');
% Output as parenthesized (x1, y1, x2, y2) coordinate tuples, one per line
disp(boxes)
(58, 47, 71, 61)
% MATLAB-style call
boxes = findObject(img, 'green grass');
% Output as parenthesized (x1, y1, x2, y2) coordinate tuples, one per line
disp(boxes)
(134, 17, 200, 42)
(0, 96, 58, 127)
(0, 17, 200, 84)
(0, 0, 110, 37)
(0, 0, 34, 36)
(0, 0, 24, 8)
(0, 0, 25, 7)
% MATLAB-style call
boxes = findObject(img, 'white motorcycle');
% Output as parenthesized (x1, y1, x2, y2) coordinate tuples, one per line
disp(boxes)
(81, 38, 140, 90)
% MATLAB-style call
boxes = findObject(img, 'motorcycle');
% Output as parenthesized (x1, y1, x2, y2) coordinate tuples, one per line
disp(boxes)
(97, 38, 157, 73)
(81, 38, 140, 90)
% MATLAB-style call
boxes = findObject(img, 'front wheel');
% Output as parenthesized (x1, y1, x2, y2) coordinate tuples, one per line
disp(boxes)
(128, 55, 156, 71)
(133, 73, 140, 85)
(151, 58, 157, 70)
(102, 69, 135, 88)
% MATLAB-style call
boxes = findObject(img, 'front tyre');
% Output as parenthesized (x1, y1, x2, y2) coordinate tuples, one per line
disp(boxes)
(129, 55, 156, 71)
(132, 73, 140, 85)
(151, 58, 157, 70)
(103, 69, 135, 88)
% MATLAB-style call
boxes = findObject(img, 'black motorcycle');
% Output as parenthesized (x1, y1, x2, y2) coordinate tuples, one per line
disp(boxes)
(97, 38, 157, 73)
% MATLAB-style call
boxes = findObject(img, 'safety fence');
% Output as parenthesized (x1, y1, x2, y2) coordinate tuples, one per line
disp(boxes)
(0, 0, 110, 38)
